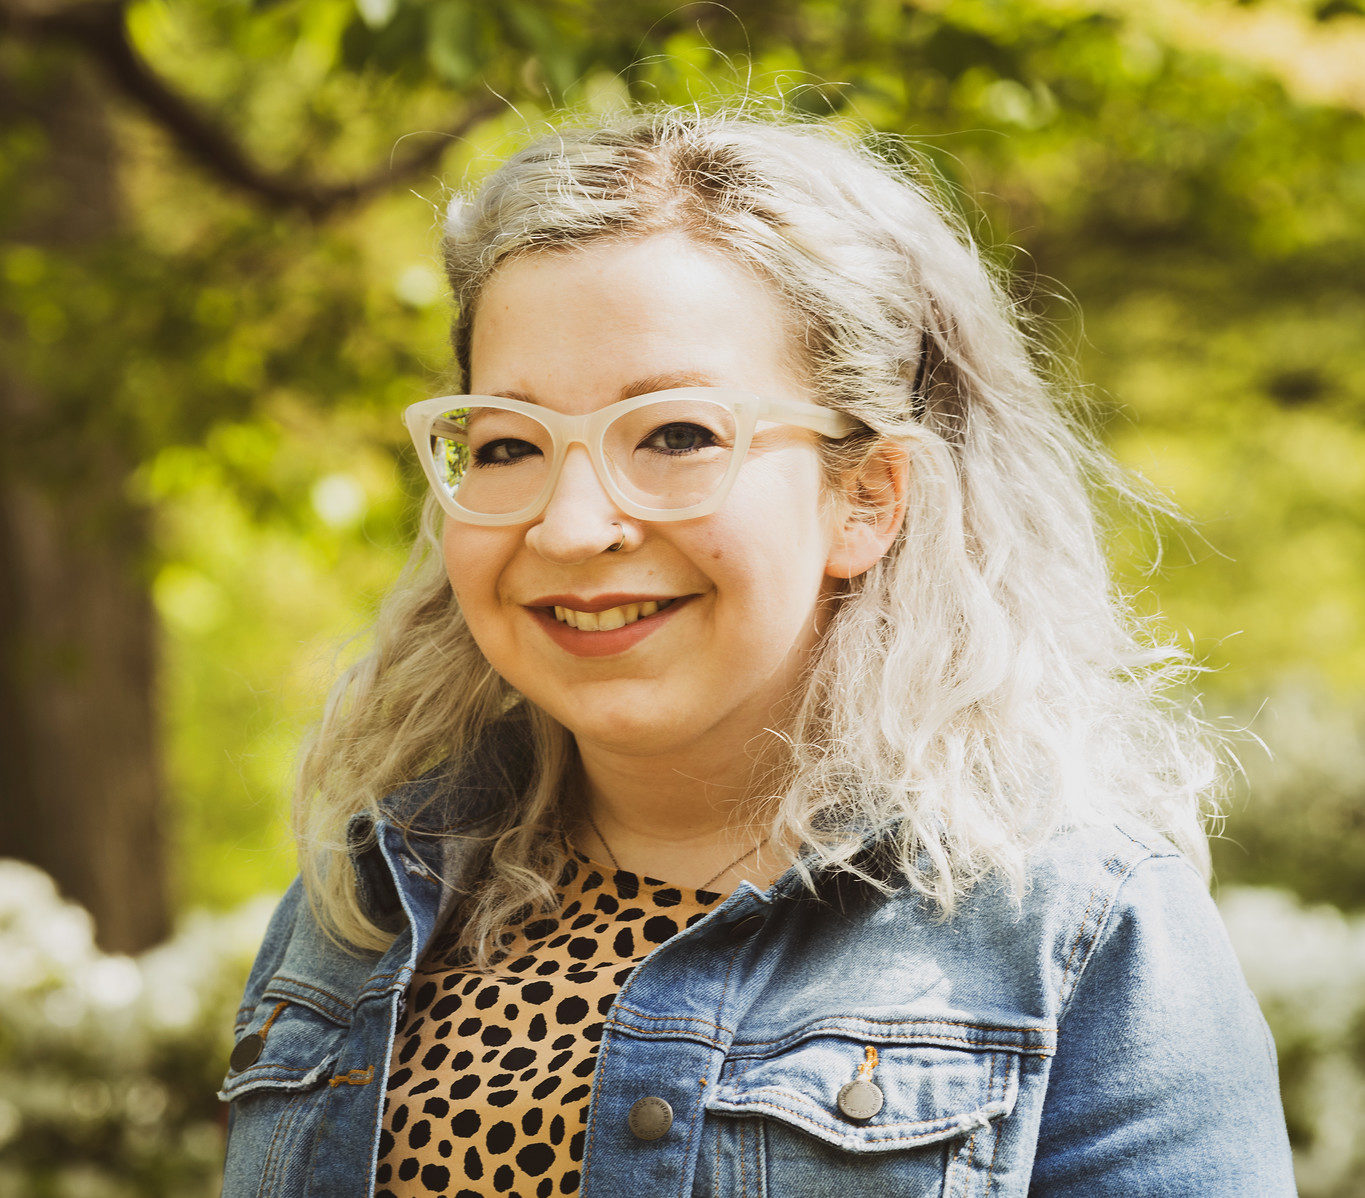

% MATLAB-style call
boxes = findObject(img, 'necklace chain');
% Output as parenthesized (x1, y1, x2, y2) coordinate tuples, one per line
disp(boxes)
(584, 810, 766, 893)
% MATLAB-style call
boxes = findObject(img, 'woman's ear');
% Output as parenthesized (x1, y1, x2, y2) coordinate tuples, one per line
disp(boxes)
(824, 440, 911, 580)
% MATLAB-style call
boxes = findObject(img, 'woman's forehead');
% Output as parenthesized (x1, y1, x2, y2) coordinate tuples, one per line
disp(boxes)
(467, 234, 807, 404)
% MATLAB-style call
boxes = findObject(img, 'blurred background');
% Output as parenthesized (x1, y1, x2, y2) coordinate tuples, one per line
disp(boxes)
(0, 0, 1361, 1193)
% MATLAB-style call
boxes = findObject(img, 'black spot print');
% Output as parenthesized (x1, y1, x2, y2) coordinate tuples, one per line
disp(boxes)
(379, 850, 724, 1196)
(517, 1142, 554, 1176)
(502, 1046, 535, 1071)
(420, 1163, 450, 1189)
(521, 980, 552, 1003)
(464, 1144, 482, 1179)
(555, 996, 589, 1025)
(474, 985, 501, 1010)
(643, 914, 680, 943)
(431, 994, 462, 1020)
(486, 1120, 515, 1154)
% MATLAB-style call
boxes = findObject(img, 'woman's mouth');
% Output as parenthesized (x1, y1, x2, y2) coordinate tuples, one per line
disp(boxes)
(526, 594, 692, 658)
(551, 598, 676, 631)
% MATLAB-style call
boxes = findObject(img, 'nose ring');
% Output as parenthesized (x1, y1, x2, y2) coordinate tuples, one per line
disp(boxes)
(607, 522, 625, 553)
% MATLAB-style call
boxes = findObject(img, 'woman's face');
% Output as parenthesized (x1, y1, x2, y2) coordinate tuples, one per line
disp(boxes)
(443, 233, 849, 765)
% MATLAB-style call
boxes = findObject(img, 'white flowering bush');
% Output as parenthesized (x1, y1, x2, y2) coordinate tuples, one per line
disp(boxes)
(1219, 886, 1365, 1198)
(1, 861, 1362, 1195)
(0, 861, 276, 1198)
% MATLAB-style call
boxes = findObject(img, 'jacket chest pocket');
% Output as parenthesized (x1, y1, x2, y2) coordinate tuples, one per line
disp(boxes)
(219, 989, 351, 1198)
(696, 1035, 1021, 1198)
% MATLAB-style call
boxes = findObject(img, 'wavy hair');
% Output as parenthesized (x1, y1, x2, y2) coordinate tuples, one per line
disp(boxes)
(293, 107, 1223, 962)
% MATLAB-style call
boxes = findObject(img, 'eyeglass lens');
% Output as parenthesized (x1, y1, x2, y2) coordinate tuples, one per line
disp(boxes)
(429, 397, 739, 516)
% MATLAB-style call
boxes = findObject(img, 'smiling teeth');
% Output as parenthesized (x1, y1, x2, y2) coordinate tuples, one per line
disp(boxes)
(553, 599, 665, 630)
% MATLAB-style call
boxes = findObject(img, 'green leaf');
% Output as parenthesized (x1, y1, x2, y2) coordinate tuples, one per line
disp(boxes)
(427, 1, 480, 85)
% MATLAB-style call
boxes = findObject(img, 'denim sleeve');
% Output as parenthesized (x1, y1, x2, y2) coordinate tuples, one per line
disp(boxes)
(1029, 853, 1297, 1196)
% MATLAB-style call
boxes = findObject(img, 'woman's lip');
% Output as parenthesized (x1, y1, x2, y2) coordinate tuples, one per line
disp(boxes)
(525, 592, 684, 614)
(527, 595, 694, 658)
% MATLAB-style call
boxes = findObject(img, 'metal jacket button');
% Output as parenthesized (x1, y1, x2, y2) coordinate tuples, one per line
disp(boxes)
(229, 1032, 265, 1071)
(627, 1096, 673, 1140)
(837, 1078, 884, 1121)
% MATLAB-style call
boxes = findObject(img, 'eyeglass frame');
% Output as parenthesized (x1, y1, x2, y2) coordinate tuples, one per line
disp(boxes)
(402, 386, 861, 526)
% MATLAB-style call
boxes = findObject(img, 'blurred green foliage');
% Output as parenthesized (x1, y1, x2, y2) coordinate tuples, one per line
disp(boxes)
(3, 0, 1362, 918)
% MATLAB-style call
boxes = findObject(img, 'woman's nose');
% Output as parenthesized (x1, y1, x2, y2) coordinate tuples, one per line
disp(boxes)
(524, 445, 630, 563)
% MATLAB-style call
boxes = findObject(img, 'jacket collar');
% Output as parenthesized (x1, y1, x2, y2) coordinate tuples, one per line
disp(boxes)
(346, 707, 536, 927)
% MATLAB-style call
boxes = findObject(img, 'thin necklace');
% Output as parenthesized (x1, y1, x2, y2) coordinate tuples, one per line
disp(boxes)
(584, 810, 767, 893)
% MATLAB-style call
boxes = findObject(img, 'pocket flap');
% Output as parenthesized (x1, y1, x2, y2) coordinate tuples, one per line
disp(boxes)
(706, 1036, 1019, 1154)
(218, 996, 347, 1102)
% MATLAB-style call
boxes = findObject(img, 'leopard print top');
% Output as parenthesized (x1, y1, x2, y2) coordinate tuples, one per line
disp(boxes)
(376, 850, 725, 1198)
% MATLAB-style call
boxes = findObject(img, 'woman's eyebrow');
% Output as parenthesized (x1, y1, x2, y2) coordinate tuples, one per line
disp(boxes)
(486, 371, 722, 407)
(616, 370, 720, 398)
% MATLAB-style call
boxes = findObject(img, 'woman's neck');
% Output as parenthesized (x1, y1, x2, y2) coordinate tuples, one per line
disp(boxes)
(569, 728, 791, 891)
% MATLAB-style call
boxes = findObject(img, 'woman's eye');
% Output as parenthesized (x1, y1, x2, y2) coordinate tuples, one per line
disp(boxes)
(643, 423, 716, 454)
(474, 438, 540, 466)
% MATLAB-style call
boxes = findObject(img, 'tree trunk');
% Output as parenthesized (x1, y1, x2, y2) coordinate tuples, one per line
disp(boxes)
(0, 45, 170, 953)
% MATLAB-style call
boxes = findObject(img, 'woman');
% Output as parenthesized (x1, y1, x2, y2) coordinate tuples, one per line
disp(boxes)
(220, 109, 1295, 1197)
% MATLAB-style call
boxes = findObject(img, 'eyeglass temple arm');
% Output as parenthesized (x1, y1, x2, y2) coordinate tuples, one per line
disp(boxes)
(429, 416, 465, 439)
(762, 398, 860, 439)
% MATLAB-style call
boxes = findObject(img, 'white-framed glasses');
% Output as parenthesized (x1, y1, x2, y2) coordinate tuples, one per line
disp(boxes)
(403, 387, 860, 526)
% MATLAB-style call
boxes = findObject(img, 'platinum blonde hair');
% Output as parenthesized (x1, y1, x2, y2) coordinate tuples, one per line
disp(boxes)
(294, 107, 1222, 962)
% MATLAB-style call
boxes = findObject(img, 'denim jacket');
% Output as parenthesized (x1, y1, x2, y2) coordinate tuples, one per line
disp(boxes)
(220, 730, 1296, 1197)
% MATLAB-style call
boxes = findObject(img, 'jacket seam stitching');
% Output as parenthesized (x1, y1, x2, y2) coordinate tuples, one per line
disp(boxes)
(715, 1089, 1006, 1140)
(1057, 852, 1160, 1022)
(676, 941, 742, 1198)
(728, 1029, 1050, 1056)
(258, 1089, 305, 1198)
